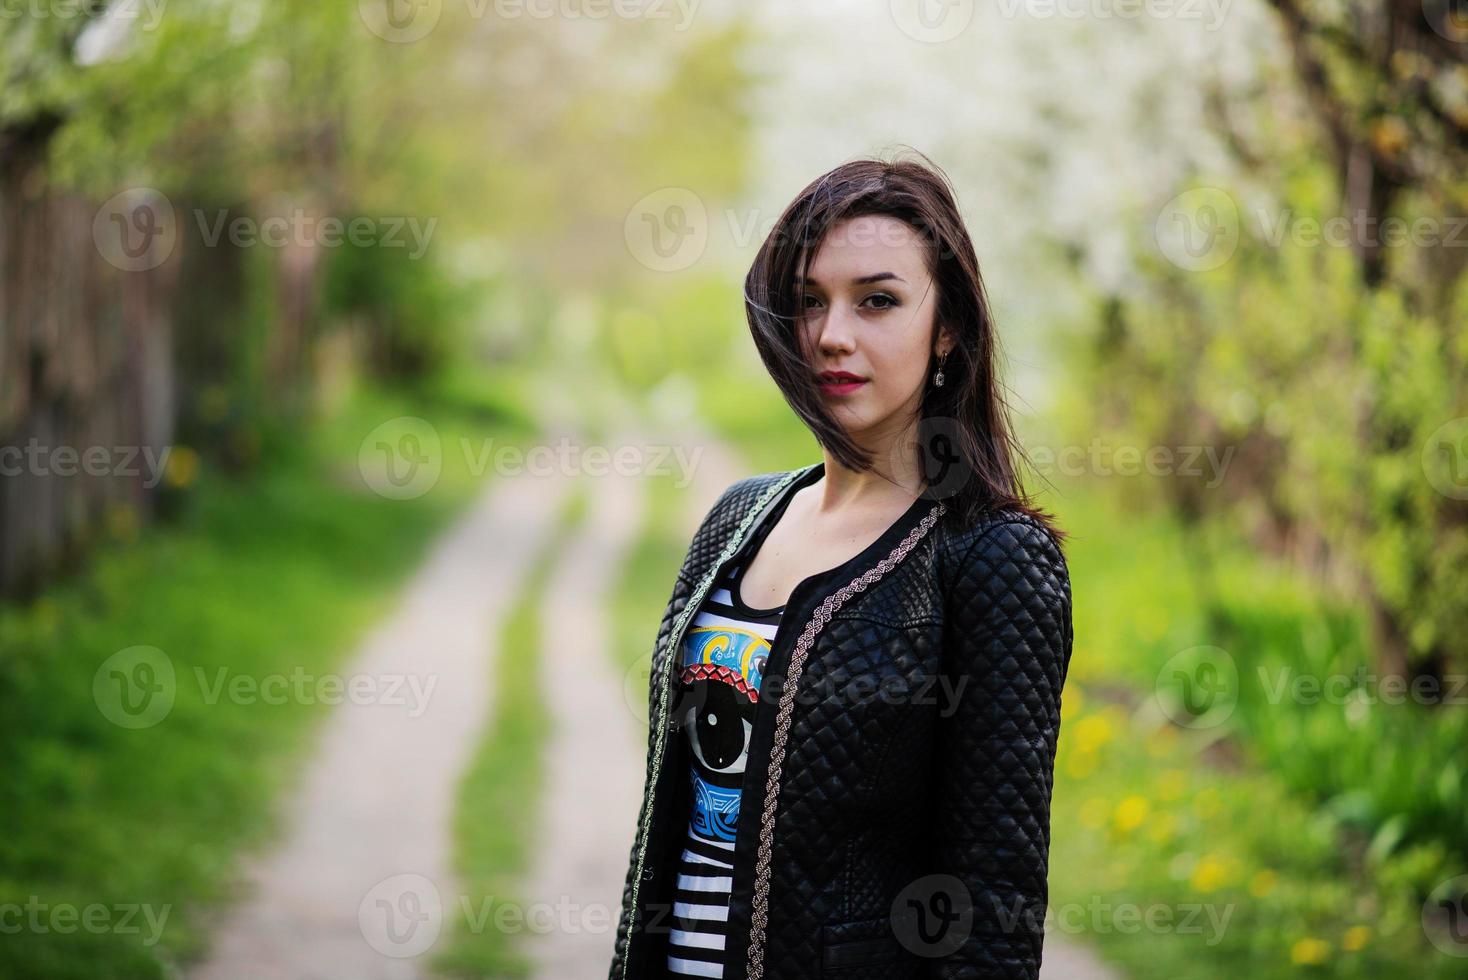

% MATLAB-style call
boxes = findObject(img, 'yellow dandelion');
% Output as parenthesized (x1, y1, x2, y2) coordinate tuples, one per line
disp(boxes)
(1113, 795, 1150, 833)
(165, 446, 200, 488)
(1190, 854, 1231, 893)
(1290, 937, 1331, 965)
(1072, 714, 1114, 753)
(1248, 869, 1276, 898)
(1061, 685, 1085, 720)
(1341, 925, 1370, 951)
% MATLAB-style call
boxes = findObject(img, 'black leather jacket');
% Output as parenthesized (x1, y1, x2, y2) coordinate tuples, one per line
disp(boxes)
(608, 462, 1074, 980)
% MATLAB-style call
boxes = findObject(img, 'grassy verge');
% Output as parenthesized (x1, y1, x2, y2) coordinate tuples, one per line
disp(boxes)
(1049, 481, 1467, 978)
(0, 372, 534, 979)
(433, 488, 588, 978)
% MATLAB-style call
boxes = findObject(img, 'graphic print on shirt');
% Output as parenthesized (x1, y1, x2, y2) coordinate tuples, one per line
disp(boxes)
(666, 555, 783, 980)
(679, 622, 767, 841)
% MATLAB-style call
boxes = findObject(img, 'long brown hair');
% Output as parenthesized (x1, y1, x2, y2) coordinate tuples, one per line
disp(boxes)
(741, 149, 1066, 548)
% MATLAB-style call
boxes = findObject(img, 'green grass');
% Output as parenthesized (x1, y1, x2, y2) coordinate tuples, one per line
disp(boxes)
(433, 488, 588, 978)
(0, 372, 535, 979)
(1047, 477, 1468, 978)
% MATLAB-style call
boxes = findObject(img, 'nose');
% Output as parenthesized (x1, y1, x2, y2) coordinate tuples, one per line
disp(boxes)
(816, 306, 857, 357)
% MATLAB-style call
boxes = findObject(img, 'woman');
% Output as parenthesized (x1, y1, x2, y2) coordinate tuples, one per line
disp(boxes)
(608, 153, 1074, 980)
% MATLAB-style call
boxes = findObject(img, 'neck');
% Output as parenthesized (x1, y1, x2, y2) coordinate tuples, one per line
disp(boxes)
(812, 418, 926, 515)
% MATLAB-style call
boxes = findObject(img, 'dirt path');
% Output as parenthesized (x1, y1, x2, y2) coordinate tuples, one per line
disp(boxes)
(189, 467, 573, 980)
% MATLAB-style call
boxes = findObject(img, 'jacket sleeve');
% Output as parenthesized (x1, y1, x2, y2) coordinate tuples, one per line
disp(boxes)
(607, 480, 743, 980)
(927, 517, 1074, 979)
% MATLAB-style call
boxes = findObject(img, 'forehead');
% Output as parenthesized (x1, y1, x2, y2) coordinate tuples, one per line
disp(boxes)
(801, 215, 928, 281)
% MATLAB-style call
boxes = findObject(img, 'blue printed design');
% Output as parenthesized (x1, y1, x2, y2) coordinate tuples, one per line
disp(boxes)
(690, 769, 741, 842)
(681, 626, 768, 695)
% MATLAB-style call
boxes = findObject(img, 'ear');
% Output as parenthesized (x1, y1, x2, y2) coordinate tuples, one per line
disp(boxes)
(934, 326, 955, 359)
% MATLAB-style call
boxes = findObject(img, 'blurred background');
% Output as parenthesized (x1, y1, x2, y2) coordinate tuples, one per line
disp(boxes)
(2, 0, 1467, 977)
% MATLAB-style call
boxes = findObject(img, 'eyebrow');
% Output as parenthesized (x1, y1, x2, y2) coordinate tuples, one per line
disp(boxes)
(796, 272, 907, 286)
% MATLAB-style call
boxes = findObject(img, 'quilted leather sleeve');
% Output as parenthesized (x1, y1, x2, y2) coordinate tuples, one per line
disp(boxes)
(929, 516, 1073, 980)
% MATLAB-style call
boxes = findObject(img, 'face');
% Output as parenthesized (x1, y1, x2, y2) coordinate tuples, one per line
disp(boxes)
(797, 214, 952, 450)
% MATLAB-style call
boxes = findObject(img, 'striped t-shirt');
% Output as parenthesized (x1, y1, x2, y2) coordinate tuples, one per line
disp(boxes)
(666, 553, 784, 979)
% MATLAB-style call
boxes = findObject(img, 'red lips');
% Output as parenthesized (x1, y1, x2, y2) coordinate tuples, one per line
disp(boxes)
(817, 371, 868, 395)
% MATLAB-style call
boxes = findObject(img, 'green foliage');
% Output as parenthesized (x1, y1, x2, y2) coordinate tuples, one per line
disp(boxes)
(0, 380, 530, 978)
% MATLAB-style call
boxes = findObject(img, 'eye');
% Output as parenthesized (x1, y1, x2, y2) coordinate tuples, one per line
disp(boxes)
(863, 292, 900, 310)
(801, 293, 824, 310)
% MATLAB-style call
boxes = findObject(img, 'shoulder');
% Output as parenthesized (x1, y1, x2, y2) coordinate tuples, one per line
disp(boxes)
(936, 506, 1070, 604)
(677, 465, 812, 581)
(706, 468, 801, 521)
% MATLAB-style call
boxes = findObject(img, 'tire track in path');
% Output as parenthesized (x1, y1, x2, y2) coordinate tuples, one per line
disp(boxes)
(189, 465, 573, 980)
